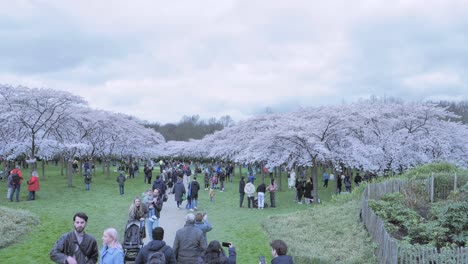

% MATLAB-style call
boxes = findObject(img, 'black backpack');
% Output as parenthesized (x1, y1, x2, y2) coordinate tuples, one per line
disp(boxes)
(147, 245, 167, 264)
(11, 174, 20, 185)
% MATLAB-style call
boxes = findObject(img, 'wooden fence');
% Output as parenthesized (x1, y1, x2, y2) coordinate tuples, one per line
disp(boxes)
(361, 177, 468, 263)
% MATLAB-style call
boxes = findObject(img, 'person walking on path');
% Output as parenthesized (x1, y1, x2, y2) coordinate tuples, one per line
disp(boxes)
(50, 212, 99, 264)
(146, 188, 163, 241)
(135, 227, 176, 264)
(172, 176, 186, 209)
(116, 172, 126, 195)
(173, 213, 207, 264)
(100, 228, 124, 264)
(27, 170, 40, 200)
(189, 177, 200, 210)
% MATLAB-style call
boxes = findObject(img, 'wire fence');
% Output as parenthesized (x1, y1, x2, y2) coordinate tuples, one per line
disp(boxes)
(361, 176, 468, 264)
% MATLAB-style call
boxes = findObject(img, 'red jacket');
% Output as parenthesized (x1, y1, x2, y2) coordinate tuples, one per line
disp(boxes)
(11, 168, 24, 184)
(28, 175, 40, 191)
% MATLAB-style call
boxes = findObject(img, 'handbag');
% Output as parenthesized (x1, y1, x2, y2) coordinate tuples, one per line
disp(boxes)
(162, 193, 168, 202)
(182, 193, 186, 201)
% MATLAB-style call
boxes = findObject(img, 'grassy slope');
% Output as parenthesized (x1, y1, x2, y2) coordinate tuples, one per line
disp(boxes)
(0, 164, 376, 263)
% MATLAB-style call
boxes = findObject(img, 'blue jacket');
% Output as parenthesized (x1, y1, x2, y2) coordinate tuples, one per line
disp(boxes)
(100, 245, 124, 264)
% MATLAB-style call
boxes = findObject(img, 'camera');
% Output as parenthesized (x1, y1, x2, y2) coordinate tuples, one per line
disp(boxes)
(221, 242, 231, 247)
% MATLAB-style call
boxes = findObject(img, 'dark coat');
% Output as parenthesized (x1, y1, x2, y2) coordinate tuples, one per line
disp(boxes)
(190, 180, 200, 199)
(134, 240, 176, 264)
(173, 180, 186, 202)
(50, 231, 99, 264)
(173, 223, 207, 264)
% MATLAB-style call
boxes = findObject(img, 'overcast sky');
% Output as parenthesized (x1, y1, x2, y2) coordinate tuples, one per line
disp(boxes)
(1, 1, 467, 124)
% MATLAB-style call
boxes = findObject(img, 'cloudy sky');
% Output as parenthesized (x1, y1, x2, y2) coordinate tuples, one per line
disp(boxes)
(1, 1, 467, 124)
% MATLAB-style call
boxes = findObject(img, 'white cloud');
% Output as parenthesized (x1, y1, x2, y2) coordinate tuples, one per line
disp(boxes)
(1, 1, 468, 123)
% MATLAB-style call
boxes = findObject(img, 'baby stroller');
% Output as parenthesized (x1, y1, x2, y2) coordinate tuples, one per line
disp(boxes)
(123, 220, 145, 262)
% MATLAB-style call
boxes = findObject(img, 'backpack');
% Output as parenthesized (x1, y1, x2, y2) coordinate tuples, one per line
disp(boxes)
(12, 173, 20, 185)
(147, 245, 167, 264)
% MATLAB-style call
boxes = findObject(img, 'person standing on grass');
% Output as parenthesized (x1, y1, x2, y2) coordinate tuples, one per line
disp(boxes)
(204, 167, 210, 190)
(288, 169, 296, 189)
(322, 170, 329, 188)
(295, 179, 305, 204)
(27, 170, 40, 200)
(172, 176, 186, 209)
(267, 178, 277, 208)
(50, 212, 99, 264)
(100, 227, 124, 264)
(244, 179, 256, 209)
(116, 172, 126, 195)
(257, 182, 266, 209)
(173, 213, 207, 264)
(209, 187, 215, 203)
(84, 169, 92, 191)
(239, 176, 246, 208)
(194, 212, 212, 244)
(9, 165, 23, 202)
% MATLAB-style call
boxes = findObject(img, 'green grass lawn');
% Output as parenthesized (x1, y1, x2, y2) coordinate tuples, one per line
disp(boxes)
(0, 164, 376, 263)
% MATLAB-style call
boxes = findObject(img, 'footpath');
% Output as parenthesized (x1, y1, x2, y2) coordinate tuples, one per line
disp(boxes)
(142, 187, 188, 247)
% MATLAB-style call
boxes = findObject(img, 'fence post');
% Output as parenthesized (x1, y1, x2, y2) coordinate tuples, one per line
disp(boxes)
(430, 173, 434, 203)
(454, 173, 458, 192)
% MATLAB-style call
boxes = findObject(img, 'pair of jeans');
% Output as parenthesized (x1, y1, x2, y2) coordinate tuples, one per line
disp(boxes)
(119, 185, 124, 195)
(10, 185, 20, 201)
(85, 183, 90, 190)
(247, 196, 254, 208)
(191, 198, 198, 209)
(269, 192, 275, 207)
(29, 191, 36, 200)
(239, 193, 245, 207)
(146, 217, 158, 240)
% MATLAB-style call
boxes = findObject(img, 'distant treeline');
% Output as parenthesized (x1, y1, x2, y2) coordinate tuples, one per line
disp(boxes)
(145, 114, 234, 141)
(146, 100, 468, 142)
(437, 100, 468, 124)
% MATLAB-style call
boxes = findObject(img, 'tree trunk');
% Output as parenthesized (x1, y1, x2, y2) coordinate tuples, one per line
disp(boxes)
(42, 159, 46, 180)
(61, 157, 65, 176)
(67, 160, 73, 187)
(311, 160, 319, 204)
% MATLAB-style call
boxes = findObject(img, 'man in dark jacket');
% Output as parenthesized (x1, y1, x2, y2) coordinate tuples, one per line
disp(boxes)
(173, 213, 207, 264)
(189, 177, 200, 210)
(135, 227, 176, 264)
(152, 175, 167, 196)
(50, 212, 99, 264)
(270, 239, 294, 264)
(239, 176, 246, 208)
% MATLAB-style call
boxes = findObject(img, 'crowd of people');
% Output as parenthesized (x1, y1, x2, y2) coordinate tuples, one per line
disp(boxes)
(49, 211, 293, 264)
